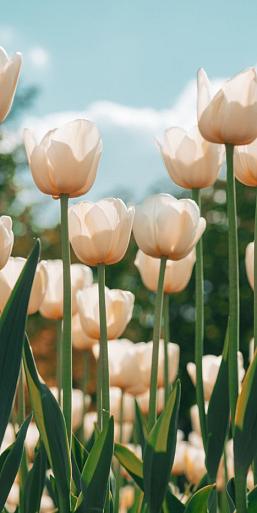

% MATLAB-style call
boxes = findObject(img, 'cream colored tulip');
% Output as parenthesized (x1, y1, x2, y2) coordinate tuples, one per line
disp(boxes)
(120, 486, 135, 513)
(109, 387, 135, 423)
(190, 403, 208, 436)
(83, 411, 133, 443)
(245, 241, 254, 290)
(24, 119, 102, 198)
(234, 139, 257, 186)
(133, 194, 206, 260)
(136, 387, 165, 415)
(0, 47, 22, 122)
(172, 440, 188, 476)
(159, 126, 223, 189)
(39, 260, 93, 319)
(77, 285, 134, 340)
(184, 445, 206, 485)
(72, 313, 97, 350)
(50, 387, 91, 431)
(187, 353, 245, 401)
(138, 339, 180, 390)
(0, 216, 14, 269)
(68, 198, 135, 266)
(0, 257, 46, 314)
(197, 67, 257, 145)
(135, 249, 195, 293)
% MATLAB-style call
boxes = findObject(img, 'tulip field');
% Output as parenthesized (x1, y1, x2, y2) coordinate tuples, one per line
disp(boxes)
(1, 46, 257, 513)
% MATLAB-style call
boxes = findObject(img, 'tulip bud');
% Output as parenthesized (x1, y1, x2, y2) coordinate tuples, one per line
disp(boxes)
(133, 193, 206, 260)
(234, 140, 257, 186)
(72, 313, 97, 350)
(135, 249, 195, 293)
(23, 119, 102, 198)
(158, 126, 223, 189)
(245, 241, 254, 290)
(136, 387, 165, 415)
(39, 260, 93, 319)
(68, 197, 135, 266)
(184, 445, 206, 485)
(187, 353, 245, 401)
(197, 67, 257, 145)
(0, 216, 14, 269)
(77, 286, 134, 341)
(0, 47, 22, 122)
(0, 257, 46, 314)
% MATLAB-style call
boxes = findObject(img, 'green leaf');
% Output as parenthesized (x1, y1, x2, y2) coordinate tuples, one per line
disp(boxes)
(226, 478, 235, 513)
(0, 415, 31, 511)
(134, 400, 147, 454)
(72, 435, 88, 494)
(248, 485, 257, 513)
(23, 442, 47, 513)
(206, 329, 229, 481)
(114, 443, 144, 490)
(80, 416, 114, 513)
(162, 488, 185, 513)
(234, 347, 257, 478)
(143, 380, 181, 513)
(184, 485, 215, 513)
(23, 337, 71, 513)
(0, 240, 40, 447)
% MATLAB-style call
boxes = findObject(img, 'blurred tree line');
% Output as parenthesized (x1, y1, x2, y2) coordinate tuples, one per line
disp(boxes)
(1, 87, 256, 432)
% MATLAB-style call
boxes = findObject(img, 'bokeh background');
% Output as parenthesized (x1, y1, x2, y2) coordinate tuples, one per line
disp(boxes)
(1, 0, 257, 431)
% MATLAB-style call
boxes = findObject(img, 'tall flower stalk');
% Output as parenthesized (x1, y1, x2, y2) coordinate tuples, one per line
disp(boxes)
(60, 194, 72, 446)
(226, 144, 239, 429)
(148, 256, 167, 429)
(192, 188, 207, 451)
(163, 293, 170, 404)
(97, 263, 110, 429)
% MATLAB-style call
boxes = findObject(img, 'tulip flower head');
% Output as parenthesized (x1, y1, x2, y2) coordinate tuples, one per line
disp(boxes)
(0, 47, 22, 122)
(24, 119, 102, 198)
(158, 126, 223, 189)
(68, 198, 135, 266)
(72, 312, 97, 350)
(0, 257, 47, 314)
(39, 260, 93, 319)
(133, 193, 206, 260)
(197, 67, 257, 145)
(234, 139, 257, 187)
(135, 248, 196, 293)
(0, 216, 14, 269)
(77, 285, 134, 340)
(245, 241, 254, 290)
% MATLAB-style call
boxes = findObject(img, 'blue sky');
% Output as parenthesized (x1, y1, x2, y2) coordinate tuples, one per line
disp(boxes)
(1, 0, 257, 222)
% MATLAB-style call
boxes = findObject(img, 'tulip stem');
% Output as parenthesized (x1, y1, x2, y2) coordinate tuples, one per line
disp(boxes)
(148, 256, 167, 430)
(114, 390, 124, 513)
(17, 365, 28, 511)
(60, 194, 72, 447)
(235, 472, 247, 513)
(225, 144, 239, 430)
(192, 187, 207, 452)
(97, 263, 110, 429)
(163, 293, 170, 405)
(56, 319, 63, 407)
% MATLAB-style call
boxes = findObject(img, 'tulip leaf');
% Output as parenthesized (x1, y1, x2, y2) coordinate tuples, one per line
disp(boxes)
(23, 442, 47, 513)
(162, 489, 185, 513)
(114, 442, 144, 490)
(0, 240, 40, 447)
(143, 380, 181, 513)
(23, 336, 71, 513)
(79, 416, 114, 513)
(226, 478, 235, 513)
(72, 435, 89, 494)
(0, 415, 31, 511)
(184, 485, 215, 513)
(248, 485, 257, 513)
(234, 347, 257, 479)
(206, 328, 229, 481)
(134, 400, 147, 453)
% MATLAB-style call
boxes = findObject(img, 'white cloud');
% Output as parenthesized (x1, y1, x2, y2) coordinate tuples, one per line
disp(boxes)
(27, 46, 49, 68)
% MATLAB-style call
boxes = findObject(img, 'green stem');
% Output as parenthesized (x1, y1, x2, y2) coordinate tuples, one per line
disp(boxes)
(17, 366, 28, 510)
(114, 390, 124, 513)
(97, 264, 110, 429)
(60, 194, 72, 446)
(96, 354, 102, 431)
(78, 351, 90, 441)
(226, 144, 239, 430)
(192, 188, 207, 451)
(253, 191, 257, 484)
(163, 293, 170, 404)
(148, 256, 167, 430)
(235, 472, 247, 513)
(56, 319, 63, 407)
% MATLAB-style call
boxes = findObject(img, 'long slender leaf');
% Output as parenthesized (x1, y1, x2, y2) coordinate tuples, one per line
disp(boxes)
(23, 337, 71, 513)
(143, 380, 181, 513)
(0, 415, 31, 511)
(248, 485, 257, 513)
(114, 443, 144, 490)
(184, 485, 214, 513)
(23, 442, 47, 513)
(206, 329, 229, 481)
(0, 240, 40, 447)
